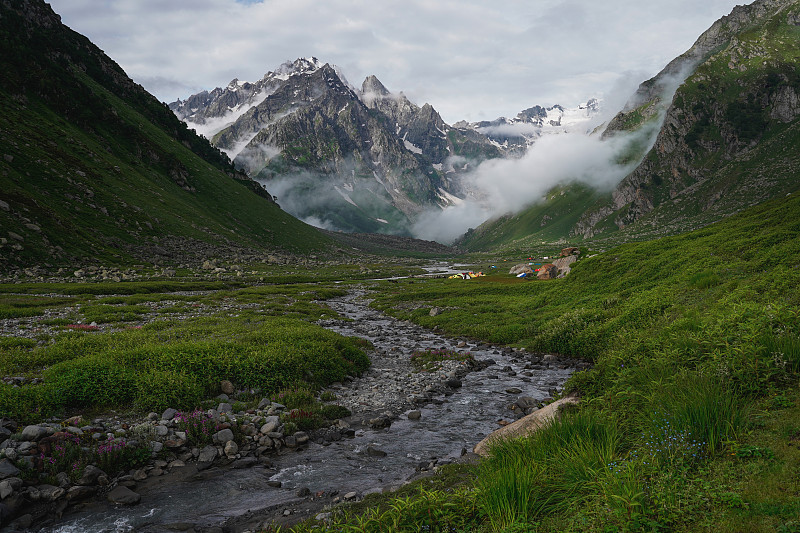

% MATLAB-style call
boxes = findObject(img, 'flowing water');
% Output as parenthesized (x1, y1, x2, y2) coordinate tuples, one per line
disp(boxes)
(36, 288, 574, 533)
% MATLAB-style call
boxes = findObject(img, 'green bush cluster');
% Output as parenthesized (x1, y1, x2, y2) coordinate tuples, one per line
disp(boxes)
(0, 316, 368, 422)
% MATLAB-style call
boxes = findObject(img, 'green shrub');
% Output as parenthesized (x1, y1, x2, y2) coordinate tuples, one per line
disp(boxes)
(318, 404, 351, 420)
(134, 369, 206, 412)
(43, 356, 137, 408)
(272, 388, 315, 409)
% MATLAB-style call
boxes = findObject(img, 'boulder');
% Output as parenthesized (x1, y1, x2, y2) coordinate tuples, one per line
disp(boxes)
(224, 440, 238, 457)
(220, 380, 235, 395)
(21, 425, 48, 441)
(536, 264, 558, 280)
(38, 484, 65, 502)
(212, 428, 234, 444)
(77, 465, 106, 486)
(473, 396, 580, 456)
(552, 255, 578, 277)
(560, 247, 580, 257)
(509, 263, 533, 275)
(259, 416, 280, 435)
(198, 444, 218, 463)
(66, 485, 96, 502)
(106, 485, 141, 505)
(0, 460, 20, 480)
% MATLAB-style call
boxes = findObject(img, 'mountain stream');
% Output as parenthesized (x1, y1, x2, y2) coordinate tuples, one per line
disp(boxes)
(38, 287, 575, 533)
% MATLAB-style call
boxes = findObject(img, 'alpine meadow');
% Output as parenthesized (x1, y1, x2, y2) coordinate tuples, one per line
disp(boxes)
(1, 0, 800, 532)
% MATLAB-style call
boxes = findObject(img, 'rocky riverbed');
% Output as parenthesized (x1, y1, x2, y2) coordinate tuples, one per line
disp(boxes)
(0, 286, 586, 532)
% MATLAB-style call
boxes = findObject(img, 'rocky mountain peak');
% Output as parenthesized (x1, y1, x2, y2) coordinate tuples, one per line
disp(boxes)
(271, 57, 323, 79)
(361, 75, 390, 99)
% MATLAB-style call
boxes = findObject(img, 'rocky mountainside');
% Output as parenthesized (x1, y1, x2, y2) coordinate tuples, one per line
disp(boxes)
(171, 61, 505, 235)
(459, 0, 800, 251)
(0, 0, 331, 273)
(577, 0, 800, 239)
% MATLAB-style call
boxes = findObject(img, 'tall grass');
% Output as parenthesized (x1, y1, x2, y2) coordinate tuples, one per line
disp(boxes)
(477, 410, 621, 529)
(644, 371, 748, 456)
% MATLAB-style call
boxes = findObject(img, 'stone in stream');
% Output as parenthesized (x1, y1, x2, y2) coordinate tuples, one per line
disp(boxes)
(367, 446, 387, 457)
(198, 445, 218, 463)
(107, 485, 141, 505)
(505, 387, 523, 394)
(445, 379, 462, 388)
(407, 410, 422, 420)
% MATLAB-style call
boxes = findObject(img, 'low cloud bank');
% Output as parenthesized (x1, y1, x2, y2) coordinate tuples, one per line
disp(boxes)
(411, 69, 692, 244)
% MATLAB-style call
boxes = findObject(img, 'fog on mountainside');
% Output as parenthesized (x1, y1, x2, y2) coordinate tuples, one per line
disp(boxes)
(409, 72, 679, 244)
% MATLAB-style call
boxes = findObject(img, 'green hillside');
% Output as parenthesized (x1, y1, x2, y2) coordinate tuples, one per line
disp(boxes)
(0, 1, 330, 272)
(459, 0, 800, 253)
(457, 183, 612, 253)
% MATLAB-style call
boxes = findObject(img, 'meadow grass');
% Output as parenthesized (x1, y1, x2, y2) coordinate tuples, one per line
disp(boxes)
(0, 282, 368, 421)
(291, 192, 800, 531)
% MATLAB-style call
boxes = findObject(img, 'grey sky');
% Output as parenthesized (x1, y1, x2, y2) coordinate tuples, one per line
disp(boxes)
(48, 0, 743, 123)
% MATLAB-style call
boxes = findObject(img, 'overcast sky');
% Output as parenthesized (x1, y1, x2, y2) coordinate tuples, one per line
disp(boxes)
(48, 0, 743, 124)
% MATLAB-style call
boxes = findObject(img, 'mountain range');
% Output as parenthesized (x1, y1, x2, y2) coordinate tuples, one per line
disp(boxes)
(2, 0, 799, 272)
(170, 62, 600, 236)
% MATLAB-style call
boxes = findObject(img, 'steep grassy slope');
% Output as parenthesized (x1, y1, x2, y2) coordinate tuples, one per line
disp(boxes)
(456, 183, 613, 252)
(459, 0, 800, 253)
(0, 0, 330, 272)
(586, 1, 800, 239)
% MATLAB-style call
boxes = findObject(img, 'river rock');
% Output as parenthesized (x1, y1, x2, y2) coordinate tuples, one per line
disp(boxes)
(407, 410, 422, 420)
(39, 485, 65, 502)
(213, 428, 234, 444)
(474, 396, 580, 456)
(367, 446, 387, 457)
(0, 478, 19, 499)
(224, 441, 239, 457)
(0, 460, 20, 480)
(260, 416, 280, 434)
(369, 417, 391, 429)
(231, 457, 258, 469)
(445, 379, 462, 388)
(66, 485, 96, 502)
(107, 485, 141, 505)
(198, 445, 218, 463)
(21, 425, 48, 441)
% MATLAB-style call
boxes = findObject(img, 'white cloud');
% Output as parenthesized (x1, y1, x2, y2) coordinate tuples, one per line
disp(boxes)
(49, 0, 742, 123)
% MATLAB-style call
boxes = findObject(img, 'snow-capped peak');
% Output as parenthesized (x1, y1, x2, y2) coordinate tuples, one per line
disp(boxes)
(270, 57, 323, 81)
